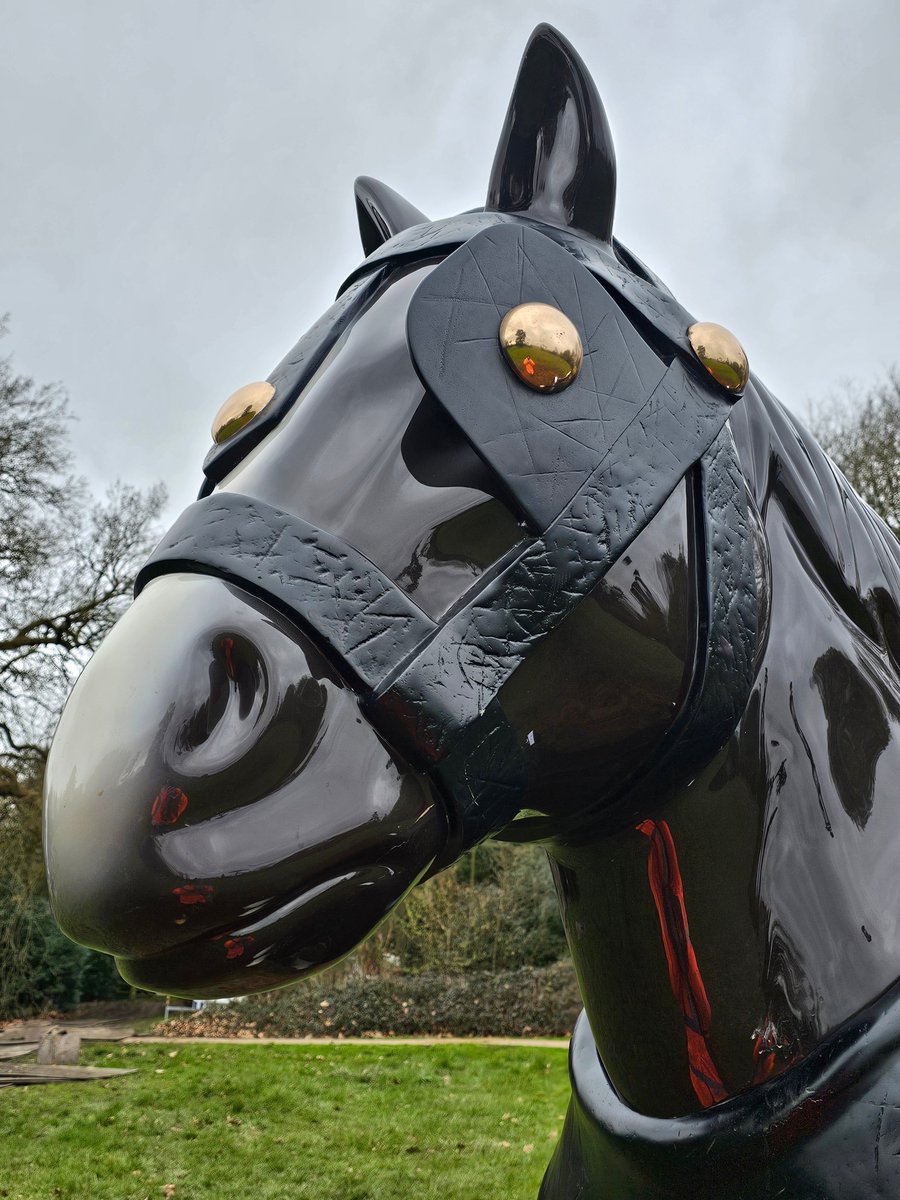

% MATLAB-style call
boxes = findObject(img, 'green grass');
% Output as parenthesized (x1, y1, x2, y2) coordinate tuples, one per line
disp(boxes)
(0, 1042, 571, 1199)
(503, 344, 574, 388)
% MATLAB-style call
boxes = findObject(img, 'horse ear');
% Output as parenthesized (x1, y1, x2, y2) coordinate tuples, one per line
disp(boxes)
(354, 177, 429, 256)
(486, 24, 616, 244)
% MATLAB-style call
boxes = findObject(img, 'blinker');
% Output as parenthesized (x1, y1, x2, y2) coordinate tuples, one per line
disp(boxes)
(499, 302, 582, 392)
(687, 323, 749, 394)
(212, 381, 276, 444)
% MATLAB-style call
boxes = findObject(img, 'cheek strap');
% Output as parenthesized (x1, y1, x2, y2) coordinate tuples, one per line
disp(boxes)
(497, 422, 761, 845)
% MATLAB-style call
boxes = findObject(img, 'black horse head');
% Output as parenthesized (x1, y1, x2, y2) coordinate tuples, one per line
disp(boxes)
(46, 29, 900, 1194)
(44, 21, 753, 1009)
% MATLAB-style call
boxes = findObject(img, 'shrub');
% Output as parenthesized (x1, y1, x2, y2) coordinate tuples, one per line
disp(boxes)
(390, 842, 568, 974)
(0, 879, 83, 1014)
(78, 947, 130, 1003)
(155, 961, 583, 1040)
(0, 872, 127, 1017)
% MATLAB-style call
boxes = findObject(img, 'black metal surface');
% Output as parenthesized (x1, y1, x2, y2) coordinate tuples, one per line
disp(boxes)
(135, 493, 436, 692)
(354, 176, 428, 256)
(42, 20, 900, 1199)
(485, 23, 616, 243)
(542, 990, 900, 1197)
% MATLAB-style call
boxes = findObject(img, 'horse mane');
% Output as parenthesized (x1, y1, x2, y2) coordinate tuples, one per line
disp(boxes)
(731, 378, 900, 662)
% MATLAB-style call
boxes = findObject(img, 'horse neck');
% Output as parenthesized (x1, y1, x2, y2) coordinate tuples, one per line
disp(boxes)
(544, 382, 900, 1118)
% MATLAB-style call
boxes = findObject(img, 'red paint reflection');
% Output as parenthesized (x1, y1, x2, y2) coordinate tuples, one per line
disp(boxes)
(221, 935, 254, 960)
(221, 636, 236, 680)
(150, 785, 189, 827)
(172, 883, 214, 906)
(636, 818, 728, 1107)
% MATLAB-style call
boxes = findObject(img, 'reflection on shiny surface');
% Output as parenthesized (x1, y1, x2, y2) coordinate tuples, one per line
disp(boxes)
(485, 23, 616, 242)
(46, 277, 900, 1124)
(498, 477, 695, 815)
(212, 381, 276, 443)
(499, 301, 583, 392)
(42, 25, 900, 1187)
(218, 265, 523, 620)
(44, 574, 445, 997)
(543, 381, 900, 1118)
(812, 646, 890, 829)
(688, 322, 749, 393)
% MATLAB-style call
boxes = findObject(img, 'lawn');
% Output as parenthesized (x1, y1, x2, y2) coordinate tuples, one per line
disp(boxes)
(0, 1041, 571, 1200)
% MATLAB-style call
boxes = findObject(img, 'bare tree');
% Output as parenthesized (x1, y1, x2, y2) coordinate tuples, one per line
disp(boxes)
(0, 328, 165, 763)
(810, 369, 900, 536)
(0, 326, 165, 1010)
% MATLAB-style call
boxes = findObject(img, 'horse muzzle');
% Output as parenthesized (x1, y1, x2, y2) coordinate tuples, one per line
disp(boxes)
(43, 572, 446, 997)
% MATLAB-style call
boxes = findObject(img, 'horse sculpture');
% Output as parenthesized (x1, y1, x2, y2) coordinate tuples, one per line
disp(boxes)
(44, 23, 900, 1198)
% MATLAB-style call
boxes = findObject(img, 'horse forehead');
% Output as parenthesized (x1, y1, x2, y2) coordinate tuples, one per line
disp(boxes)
(339, 212, 697, 358)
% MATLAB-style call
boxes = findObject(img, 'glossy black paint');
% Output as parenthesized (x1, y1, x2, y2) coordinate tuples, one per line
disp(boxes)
(202, 267, 390, 488)
(44, 574, 445, 997)
(486, 22, 616, 243)
(540, 375, 900, 1172)
(43, 20, 900, 1199)
(354, 176, 428, 257)
(136, 217, 751, 860)
(542, 988, 900, 1198)
(216, 262, 524, 623)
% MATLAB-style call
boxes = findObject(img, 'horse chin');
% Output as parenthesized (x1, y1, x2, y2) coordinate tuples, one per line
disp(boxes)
(44, 573, 447, 998)
(115, 861, 420, 999)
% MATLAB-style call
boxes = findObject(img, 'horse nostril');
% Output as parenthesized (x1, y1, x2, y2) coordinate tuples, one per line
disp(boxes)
(49, 572, 420, 961)
(158, 608, 330, 814)
(175, 633, 269, 755)
(216, 634, 265, 720)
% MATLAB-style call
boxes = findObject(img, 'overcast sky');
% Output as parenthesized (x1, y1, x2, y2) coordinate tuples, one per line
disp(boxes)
(3, 0, 900, 521)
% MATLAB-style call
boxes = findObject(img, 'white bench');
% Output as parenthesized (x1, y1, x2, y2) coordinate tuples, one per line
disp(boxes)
(163, 998, 207, 1020)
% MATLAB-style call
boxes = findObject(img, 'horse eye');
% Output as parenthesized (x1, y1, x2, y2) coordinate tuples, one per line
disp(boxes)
(687, 322, 749, 393)
(499, 302, 583, 392)
(211, 381, 276, 444)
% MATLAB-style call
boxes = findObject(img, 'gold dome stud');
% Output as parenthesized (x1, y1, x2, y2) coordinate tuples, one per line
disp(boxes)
(499, 302, 583, 392)
(211, 381, 276, 444)
(687, 323, 749, 393)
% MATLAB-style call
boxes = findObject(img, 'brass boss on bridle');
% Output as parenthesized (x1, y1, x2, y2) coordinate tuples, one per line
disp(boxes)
(136, 219, 758, 860)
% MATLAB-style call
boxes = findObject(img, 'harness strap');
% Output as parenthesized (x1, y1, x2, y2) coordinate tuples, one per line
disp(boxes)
(201, 266, 390, 489)
(499, 424, 760, 843)
(134, 494, 435, 692)
(136, 226, 756, 854)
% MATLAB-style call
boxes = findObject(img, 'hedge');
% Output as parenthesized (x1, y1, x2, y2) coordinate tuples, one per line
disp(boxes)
(0, 880, 128, 1017)
(155, 961, 582, 1039)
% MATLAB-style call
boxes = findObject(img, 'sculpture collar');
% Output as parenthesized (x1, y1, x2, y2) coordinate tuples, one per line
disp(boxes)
(547, 990, 900, 1197)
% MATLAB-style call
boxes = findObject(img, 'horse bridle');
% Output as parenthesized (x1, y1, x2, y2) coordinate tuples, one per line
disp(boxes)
(136, 219, 759, 861)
